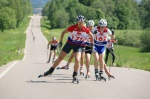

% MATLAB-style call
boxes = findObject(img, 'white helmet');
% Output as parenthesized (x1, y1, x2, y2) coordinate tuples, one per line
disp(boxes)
(99, 19, 107, 26)
(87, 20, 95, 26)
(52, 37, 56, 40)
(76, 15, 85, 22)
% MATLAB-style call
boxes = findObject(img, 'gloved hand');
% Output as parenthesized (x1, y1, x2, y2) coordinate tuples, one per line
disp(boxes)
(58, 41, 63, 48)
(111, 29, 115, 35)
(89, 43, 94, 48)
(93, 31, 97, 34)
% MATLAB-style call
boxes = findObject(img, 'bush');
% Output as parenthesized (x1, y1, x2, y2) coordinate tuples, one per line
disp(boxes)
(140, 28, 150, 52)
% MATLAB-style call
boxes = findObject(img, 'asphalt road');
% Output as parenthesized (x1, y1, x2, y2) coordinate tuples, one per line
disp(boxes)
(0, 15, 150, 99)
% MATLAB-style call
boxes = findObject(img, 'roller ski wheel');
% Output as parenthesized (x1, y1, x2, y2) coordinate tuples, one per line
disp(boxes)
(99, 75, 106, 81)
(72, 77, 79, 84)
(79, 69, 84, 76)
(85, 71, 90, 80)
(95, 75, 100, 81)
(85, 74, 90, 80)
(80, 72, 84, 76)
(108, 75, 115, 79)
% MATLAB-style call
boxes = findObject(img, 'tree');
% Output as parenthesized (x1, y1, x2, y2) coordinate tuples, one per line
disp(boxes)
(0, 7, 16, 32)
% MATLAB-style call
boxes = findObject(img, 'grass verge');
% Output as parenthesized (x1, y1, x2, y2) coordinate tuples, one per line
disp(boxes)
(0, 17, 31, 66)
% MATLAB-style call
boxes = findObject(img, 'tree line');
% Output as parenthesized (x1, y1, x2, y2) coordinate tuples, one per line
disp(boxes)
(42, 0, 150, 30)
(0, 0, 32, 32)
(42, 0, 150, 52)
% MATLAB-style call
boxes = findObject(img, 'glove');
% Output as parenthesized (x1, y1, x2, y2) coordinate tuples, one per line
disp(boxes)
(93, 31, 97, 34)
(111, 29, 115, 35)
(89, 43, 94, 48)
(58, 41, 63, 48)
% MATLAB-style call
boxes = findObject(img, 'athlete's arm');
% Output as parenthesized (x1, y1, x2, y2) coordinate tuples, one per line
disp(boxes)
(88, 32, 94, 45)
(60, 29, 69, 42)
(48, 41, 51, 46)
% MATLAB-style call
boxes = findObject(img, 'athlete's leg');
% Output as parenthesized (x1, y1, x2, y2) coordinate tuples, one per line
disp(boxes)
(74, 52, 82, 72)
(85, 53, 91, 77)
(53, 49, 57, 61)
(105, 48, 109, 64)
(79, 51, 85, 75)
(85, 53, 91, 70)
(52, 51, 67, 68)
(110, 49, 115, 65)
(47, 50, 53, 63)
(93, 52, 99, 69)
(99, 51, 105, 71)
(80, 51, 85, 66)
(43, 51, 67, 76)
(93, 52, 99, 76)
(61, 51, 74, 69)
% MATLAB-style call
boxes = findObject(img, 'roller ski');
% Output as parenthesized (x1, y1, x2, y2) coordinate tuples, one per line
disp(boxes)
(85, 69, 90, 79)
(57, 65, 69, 70)
(72, 72, 79, 84)
(104, 65, 115, 79)
(99, 74, 106, 81)
(95, 70, 106, 81)
(72, 76, 79, 84)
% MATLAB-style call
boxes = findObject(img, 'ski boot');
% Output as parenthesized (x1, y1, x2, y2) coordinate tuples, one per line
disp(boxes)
(72, 72, 79, 84)
(38, 67, 54, 78)
(99, 72, 106, 81)
(85, 69, 90, 79)
(38, 72, 50, 78)
(79, 67, 84, 76)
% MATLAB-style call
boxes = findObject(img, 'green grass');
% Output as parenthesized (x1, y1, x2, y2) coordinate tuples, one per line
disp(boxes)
(0, 17, 31, 66)
(40, 17, 150, 71)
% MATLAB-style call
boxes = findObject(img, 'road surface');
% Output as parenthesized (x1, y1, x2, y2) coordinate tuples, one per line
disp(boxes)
(0, 15, 150, 99)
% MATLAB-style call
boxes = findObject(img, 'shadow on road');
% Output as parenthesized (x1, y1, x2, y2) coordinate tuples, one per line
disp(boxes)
(26, 80, 72, 84)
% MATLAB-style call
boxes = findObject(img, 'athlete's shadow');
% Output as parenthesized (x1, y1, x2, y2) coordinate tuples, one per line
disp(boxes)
(26, 80, 50, 83)
(26, 78, 73, 83)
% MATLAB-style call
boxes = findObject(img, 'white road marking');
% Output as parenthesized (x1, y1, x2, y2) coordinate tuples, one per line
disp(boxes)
(0, 61, 18, 79)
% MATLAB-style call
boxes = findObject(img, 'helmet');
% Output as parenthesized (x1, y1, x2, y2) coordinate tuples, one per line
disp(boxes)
(52, 37, 56, 40)
(76, 15, 85, 22)
(99, 19, 107, 26)
(87, 20, 95, 26)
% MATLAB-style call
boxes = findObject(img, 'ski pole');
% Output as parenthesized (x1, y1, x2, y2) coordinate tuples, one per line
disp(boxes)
(107, 48, 130, 70)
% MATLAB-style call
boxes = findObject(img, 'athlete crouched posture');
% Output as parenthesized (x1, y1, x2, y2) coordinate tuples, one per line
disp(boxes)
(47, 37, 59, 63)
(93, 19, 115, 81)
(38, 15, 94, 83)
